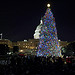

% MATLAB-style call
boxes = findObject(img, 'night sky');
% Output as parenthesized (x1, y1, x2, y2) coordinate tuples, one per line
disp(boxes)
(0, 0, 75, 42)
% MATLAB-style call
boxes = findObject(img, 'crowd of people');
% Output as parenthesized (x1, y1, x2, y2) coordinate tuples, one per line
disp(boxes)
(0, 54, 75, 75)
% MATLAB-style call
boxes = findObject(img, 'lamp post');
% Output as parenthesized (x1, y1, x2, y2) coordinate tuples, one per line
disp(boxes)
(0, 33, 2, 39)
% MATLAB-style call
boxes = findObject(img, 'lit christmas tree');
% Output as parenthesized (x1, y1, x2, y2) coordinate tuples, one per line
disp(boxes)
(37, 4, 61, 57)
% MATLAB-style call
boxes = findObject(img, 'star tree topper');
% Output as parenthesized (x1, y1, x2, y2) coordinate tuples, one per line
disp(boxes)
(47, 4, 50, 8)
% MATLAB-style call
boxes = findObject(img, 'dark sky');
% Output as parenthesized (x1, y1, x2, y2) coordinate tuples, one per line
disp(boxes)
(0, 0, 75, 42)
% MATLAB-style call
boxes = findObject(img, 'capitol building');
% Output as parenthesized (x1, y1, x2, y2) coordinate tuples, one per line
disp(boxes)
(0, 20, 69, 55)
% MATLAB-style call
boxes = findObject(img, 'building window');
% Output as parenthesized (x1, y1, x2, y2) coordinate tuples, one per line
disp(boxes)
(26, 46, 27, 48)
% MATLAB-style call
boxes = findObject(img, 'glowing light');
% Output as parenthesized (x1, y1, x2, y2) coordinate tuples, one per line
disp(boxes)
(47, 4, 50, 8)
(58, 39, 61, 41)
(26, 46, 27, 48)
(19, 50, 23, 52)
(24, 40, 27, 42)
(30, 46, 34, 49)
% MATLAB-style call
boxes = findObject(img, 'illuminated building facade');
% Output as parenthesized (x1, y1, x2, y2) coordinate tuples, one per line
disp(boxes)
(17, 39, 39, 55)
(0, 39, 12, 48)
(0, 39, 70, 55)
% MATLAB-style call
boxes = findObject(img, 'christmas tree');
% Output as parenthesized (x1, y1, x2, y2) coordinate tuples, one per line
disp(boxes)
(37, 4, 61, 57)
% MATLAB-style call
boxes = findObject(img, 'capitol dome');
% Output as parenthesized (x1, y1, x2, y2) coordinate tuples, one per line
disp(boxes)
(34, 20, 43, 39)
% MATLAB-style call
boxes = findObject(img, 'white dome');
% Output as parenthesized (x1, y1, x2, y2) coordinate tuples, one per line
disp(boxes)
(34, 20, 43, 39)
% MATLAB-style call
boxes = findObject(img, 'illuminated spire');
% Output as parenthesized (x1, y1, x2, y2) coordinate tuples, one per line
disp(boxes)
(40, 19, 43, 24)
